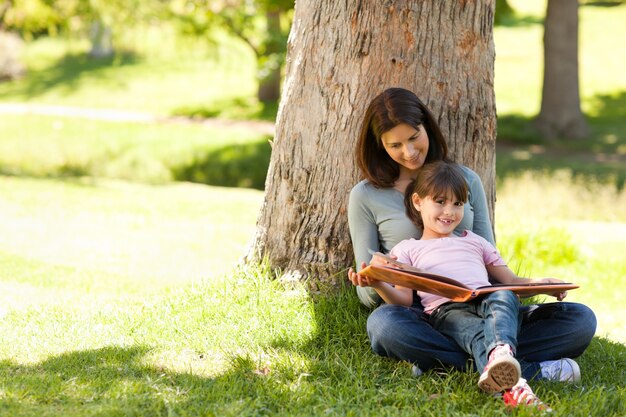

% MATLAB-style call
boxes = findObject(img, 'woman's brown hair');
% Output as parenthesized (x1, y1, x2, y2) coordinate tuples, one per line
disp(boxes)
(356, 88, 448, 188)
(404, 161, 469, 228)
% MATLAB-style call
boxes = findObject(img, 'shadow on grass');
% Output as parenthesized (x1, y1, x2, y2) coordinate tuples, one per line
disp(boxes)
(171, 137, 272, 190)
(172, 97, 279, 123)
(0, 136, 272, 190)
(496, 90, 626, 189)
(1, 291, 624, 416)
(0, 51, 139, 100)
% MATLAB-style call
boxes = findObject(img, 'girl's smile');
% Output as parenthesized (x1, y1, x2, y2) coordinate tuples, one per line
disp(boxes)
(412, 193, 465, 239)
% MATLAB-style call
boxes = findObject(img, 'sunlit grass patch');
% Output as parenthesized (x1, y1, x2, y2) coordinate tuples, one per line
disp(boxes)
(0, 176, 263, 295)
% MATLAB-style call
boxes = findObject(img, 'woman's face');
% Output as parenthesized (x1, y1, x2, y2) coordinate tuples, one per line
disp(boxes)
(380, 123, 430, 174)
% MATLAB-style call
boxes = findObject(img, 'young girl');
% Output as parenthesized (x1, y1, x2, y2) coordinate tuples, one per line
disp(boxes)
(363, 160, 573, 410)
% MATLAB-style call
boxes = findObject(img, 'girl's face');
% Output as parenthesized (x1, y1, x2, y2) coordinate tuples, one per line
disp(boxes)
(412, 192, 464, 239)
(381, 123, 429, 176)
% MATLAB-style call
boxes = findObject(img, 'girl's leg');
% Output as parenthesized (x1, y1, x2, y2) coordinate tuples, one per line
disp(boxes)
(429, 292, 520, 372)
(367, 304, 469, 371)
(478, 290, 521, 370)
(516, 302, 597, 380)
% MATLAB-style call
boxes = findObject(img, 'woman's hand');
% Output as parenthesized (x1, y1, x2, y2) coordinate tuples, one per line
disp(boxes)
(348, 262, 382, 288)
(531, 277, 568, 301)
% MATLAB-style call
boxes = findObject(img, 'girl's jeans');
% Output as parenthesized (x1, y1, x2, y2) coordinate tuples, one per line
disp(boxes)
(428, 290, 520, 372)
(365, 292, 597, 380)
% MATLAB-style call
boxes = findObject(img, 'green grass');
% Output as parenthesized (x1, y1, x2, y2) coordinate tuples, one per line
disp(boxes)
(0, 176, 263, 295)
(0, 173, 625, 416)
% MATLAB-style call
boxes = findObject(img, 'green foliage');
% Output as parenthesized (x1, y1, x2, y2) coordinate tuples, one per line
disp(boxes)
(498, 226, 580, 268)
(3, 0, 64, 37)
(168, 0, 294, 101)
(2, 0, 156, 37)
(494, 0, 516, 25)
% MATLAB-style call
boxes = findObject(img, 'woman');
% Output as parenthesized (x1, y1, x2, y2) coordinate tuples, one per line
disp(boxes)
(347, 87, 596, 381)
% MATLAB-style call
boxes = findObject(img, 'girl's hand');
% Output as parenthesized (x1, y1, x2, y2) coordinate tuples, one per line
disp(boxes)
(531, 277, 568, 301)
(348, 262, 382, 288)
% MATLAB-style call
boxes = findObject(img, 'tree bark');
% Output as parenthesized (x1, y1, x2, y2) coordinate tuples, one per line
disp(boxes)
(248, 1, 497, 289)
(534, 0, 589, 140)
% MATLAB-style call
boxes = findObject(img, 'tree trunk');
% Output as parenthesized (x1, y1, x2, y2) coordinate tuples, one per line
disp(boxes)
(88, 19, 114, 58)
(257, 8, 283, 103)
(534, 0, 589, 140)
(248, 1, 497, 289)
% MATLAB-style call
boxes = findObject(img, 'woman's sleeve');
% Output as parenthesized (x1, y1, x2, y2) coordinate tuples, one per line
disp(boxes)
(348, 183, 383, 308)
(348, 183, 378, 271)
(466, 168, 496, 246)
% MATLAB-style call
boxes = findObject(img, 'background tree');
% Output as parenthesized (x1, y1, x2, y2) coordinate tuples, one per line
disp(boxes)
(0, 0, 12, 28)
(534, 0, 590, 139)
(170, 0, 294, 103)
(247, 1, 497, 287)
(0, 0, 25, 81)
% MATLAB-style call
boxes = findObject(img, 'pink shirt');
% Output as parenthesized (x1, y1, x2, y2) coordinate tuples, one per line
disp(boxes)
(390, 230, 507, 313)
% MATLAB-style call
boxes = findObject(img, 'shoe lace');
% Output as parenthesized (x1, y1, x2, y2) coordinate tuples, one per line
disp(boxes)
(506, 379, 552, 411)
(510, 384, 539, 405)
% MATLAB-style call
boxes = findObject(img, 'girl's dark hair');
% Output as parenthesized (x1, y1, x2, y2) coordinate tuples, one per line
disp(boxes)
(356, 87, 448, 188)
(404, 161, 469, 228)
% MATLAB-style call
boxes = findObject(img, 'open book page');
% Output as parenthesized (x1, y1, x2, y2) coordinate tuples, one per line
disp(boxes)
(359, 264, 579, 302)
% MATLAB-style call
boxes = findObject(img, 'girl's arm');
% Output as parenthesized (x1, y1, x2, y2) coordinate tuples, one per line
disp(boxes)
(486, 264, 566, 285)
(365, 280, 414, 306)
(486, 264, 569, 300)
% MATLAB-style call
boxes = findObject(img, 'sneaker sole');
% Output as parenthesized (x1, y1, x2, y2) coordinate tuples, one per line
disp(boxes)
(478, 356, 521, 393)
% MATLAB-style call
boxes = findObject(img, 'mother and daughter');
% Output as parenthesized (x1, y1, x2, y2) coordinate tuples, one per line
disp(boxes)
(347, 87, 597, 410)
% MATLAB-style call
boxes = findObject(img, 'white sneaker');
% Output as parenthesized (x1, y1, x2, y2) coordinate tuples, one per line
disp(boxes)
(412, 365, 423, 377)
(540, 358, 581, 382)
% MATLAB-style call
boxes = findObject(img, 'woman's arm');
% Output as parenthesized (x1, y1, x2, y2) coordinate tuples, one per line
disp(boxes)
(463, 167, 495, 245)
(348, 182, 379, 271)
(348, 182, 384, 307)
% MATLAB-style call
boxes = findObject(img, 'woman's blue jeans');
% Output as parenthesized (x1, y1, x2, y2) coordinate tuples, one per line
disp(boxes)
(428, 290, 520, 373)
(366, 291, 597, 380)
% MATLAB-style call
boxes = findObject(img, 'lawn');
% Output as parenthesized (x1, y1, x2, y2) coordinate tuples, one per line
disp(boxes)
(0, 175, 624, 417)
(0, 1, 625, 416)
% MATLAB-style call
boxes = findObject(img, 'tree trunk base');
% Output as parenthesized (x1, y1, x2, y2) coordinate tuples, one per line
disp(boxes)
(532, 114, 590, 140)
